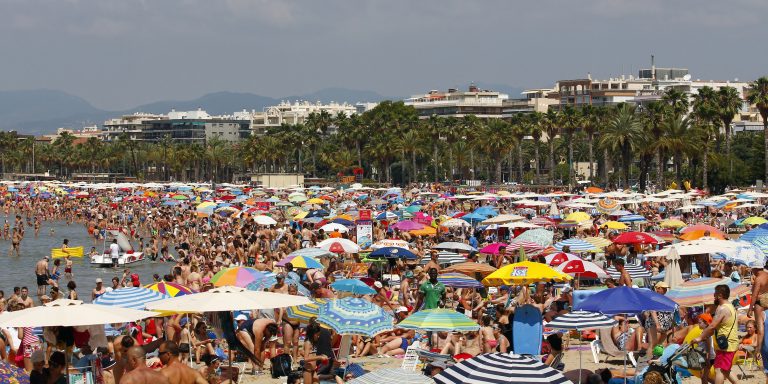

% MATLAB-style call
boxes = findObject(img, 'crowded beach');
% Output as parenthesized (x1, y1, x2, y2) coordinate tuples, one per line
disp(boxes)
(1, 181, 768, 384)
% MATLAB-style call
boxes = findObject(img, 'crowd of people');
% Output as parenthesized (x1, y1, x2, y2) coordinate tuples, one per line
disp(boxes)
(0, 182, 767, 384)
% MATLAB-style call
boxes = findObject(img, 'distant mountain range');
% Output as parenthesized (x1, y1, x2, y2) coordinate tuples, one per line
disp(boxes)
(0, 83, 525, 135)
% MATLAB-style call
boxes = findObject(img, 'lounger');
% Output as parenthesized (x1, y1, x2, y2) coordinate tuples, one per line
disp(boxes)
(590, 328, 637, 367)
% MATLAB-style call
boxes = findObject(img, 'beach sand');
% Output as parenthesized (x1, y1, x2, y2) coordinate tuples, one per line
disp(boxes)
(241, 339, 767, 383)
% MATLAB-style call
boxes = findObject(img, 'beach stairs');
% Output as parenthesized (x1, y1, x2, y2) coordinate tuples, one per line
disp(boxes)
(590, 328, 637, 367)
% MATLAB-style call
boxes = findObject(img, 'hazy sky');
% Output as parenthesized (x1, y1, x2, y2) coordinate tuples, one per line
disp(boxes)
(1, 0, 766, 110)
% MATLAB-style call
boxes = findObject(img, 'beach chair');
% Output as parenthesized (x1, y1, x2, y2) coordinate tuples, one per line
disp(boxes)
(401, 340, 422, 371)
(590, 328, 637, 367)
(547, 352, 565, 371)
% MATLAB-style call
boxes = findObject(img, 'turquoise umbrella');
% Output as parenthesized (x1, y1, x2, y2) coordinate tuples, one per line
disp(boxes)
(318, 297, 394, 337)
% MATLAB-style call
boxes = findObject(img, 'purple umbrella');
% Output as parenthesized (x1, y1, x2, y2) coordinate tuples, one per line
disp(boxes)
(391, 220, 426, 231)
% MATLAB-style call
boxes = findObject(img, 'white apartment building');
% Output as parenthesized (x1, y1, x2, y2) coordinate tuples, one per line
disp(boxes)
(244, 101, 358, 135)
(405, 85, 509, 119)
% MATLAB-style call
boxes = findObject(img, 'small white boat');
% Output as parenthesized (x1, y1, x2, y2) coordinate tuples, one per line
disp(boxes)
(91, 229, 145, 267)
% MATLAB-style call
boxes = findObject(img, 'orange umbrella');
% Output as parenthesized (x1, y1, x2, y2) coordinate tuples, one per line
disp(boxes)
(410, 227, 437, 236)
(679, 230, 726, 241)
(680, 224, 725, 237)
(586, 186, 604, 193)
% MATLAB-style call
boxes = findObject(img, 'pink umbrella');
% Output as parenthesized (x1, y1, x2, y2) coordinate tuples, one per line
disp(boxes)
(506, 240, 545, 255)
(413, 212, 434, 226)
(478, 242, 509, 255)
(391, 220, 426, 231)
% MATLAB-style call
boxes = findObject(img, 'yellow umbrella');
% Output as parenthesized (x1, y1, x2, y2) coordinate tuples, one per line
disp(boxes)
(307, 198, 326, 204)
(482, 261, 572, 286)
(743, 216, 768, 226)
(601, 221, 628, 230)
(659, 219, 686, 228)
(583, 236, 612, 248)
(564, 211, 591, 223)
(293, 211, 309, 220)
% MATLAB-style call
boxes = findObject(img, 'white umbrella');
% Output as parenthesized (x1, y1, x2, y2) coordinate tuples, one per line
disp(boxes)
(253, 215, 278, 226)
(440, 218, 471, 228)
(663, 247, 684, 289)
(646, 239, 739, 257)
(0, 299, 158, 327)
(320, 223, 349, 233)
(145, 286, 311, 313)
(500, 221, 542, 229)
(481, 214, 525, 225)
(434, 242, 477, 252)
(317, 238, 361, 253)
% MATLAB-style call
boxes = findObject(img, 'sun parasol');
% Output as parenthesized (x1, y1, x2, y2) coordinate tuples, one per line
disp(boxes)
(349, 368, 434, 384)
(434, 242, 477, 252)
(601, 221, 628, 230)
(574, 286, 677, 315)
(482, 261, 572, 286)
(0, 299, 158, 327)
(318, 297, 394, 337)
(391, 220, 425, 231)
(553, 238, 598, 253)
(596, 198, 620, 214)
(583, 236, 612, 248)
(277, 255, 323, 269)
(679, 230, 726, 241)
(369, 246, 418, 260)
(93, 287, 170, 310)
(288, 248, 334, 258)
(659, 219, 687, 229)
(545, 252, 581, 267)
(320, 223, 349, 233)
(397, 308, 479, 332)
(665, 278, 749, 307)
(605, 263, 652, 279)
(210, 267, 268, 288)
(442, 262, 497, 278)
(612, 231, 659, 245)
(681, 224, 725, 237)
(555, 259, 610, 279)
(505, 240, 545, 255)
(420, 251, 466, 266)
(438, 272, 484, 288)
(144, 281, 195, 297)
(317, 238, 361, 254)
(564, 211, 591, 223)
(512, 228, 554, 247)
(434, 353, 570, 384)
(478, 242, 509, 255)
(145, 286, 311, 313)
(410, 227, 438, 236)
(331, 279, 376, 295)
(286, 298, 332, 322)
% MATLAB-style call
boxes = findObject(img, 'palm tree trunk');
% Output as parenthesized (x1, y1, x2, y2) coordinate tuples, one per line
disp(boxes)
(725, 122, 733, 178)
(568, 134, 574, 186)
(433, 145, 439, 182)
(702, 141, 709, 191)
(412, 151, 417, 184)
(312, 148, 317, 177)
(549, 141, 555, 184)
(534, 143, 540, 178)
(517, 144, 524, 183)
(656, 150, 663, 190)
(507, 150, 514, 184)
(356, 141, 362, 168)
(495, 161, 503, 184)
(588, 134, 594, 181)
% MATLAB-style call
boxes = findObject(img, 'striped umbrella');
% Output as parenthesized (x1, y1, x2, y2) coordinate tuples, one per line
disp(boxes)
(727, 241, 767, 268)
(740, 227, 768, 242)
(438, 273, 484, 288)
(331, 279, 376, 295)
(512, 228, 554, 247)
(286, 298, 331, 322)
(618, 214, 647, 223)
(506, 240, 545, 255)
(318, 297, 394, 337)
(144, 281, 195, 297)
(246, 274, 311, 296)
(596, 198, 620, 214)
(606, 263, 652, 279)
(666, 277, 750, 307)
(277, 255, 324, 269)
(93, 287, 169, 310)
(398, 309, 479, 332)
(210, 267, 268, 288)
(349, 368, 434, 384)
(583, 236, 612, 248)
(434, 353, 570, 384)
(442, 262, 497, 278)
(420, 251, 466, 266)
(547, 310, 617, 330)
(553, 238, 598, 253)
(288, 248, 334, 258)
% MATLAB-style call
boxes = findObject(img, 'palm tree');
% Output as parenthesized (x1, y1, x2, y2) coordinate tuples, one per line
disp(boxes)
(479, 119, 513, 183)
(560, 105, 582, 185)
(527, 112, 544, 180)
(717, 86, 743, 175)
(510, 116, 528, 183)
(543, 109, 560, 184)
(599, 104, 644, 188)
(461, 115, 482, 178)
(746, 77, 768, 181)
(692, 87, 719, 190)
(658, 116, 693, 186)
(643, 101, 668, 188)
(662, 88, 690, 118)
(425, 115, 443, 182)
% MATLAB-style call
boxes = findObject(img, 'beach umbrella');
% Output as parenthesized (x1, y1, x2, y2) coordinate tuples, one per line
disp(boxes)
(375, 211, 398, 221)
(398, 308, 479, 332)
(742, 216, 768, 226)
(553, 238, 598, 253)
(564, 211, 591, 223)
(679, 230, 726, 241)
(252, 215, 278, 226)
(391, 220, 425, 231)
(306, 209, 329, 218)
(440, 218, 471, 228)
(583, 236, 612, 248)
(574, 286, 677, 315)
(331, 218, 355, 226)
(94, 287, 170, 310)
(438, 272, 484, 288)
(547, 310, 616, 330)
(442, 262, 497, 278)
(278, 255, 323, 269)
(659, 219, 687, 229)
(0, 299, 158, 327)
(596, 198, 620, 214)
(601, 221, 628, 230)
(331, 279, 376, 295)
(371, 239, 410, 249)
(556, 259, 610, 279)
(478, 242, 509, 255)
(434, 353, 570, 384)
(610, 209, 633, 216)
(349, 368, 434, 384)
(411, 227, 437, 236)
(612, 231, 659, 245)
(665, 277, 750, 307)
(545, 252, 581, 267)
(317, 238, 361, 254)
(617, 214, 647, 223)
(506, 240, 545, 255)
(318, 297, 394, 337)
(663, 247, 684, 289)
(144, 281, 195, 297)
(146, 286, 311, 313)
(0, 360, 29, 384)
(285, 298, 331, 322)
(482, 261, 572, 286)
(369, 246, 418, 260)
(681, 224, 725, 237)
(434, 242, 477, 252)
(740, 227, 768, 242)
(461, 212, 490, 224)
(210, 267, 268, 288)
(726, 241, 767, 268)
(320, 223, 349, 233)
(500, 221, 543, 229)
(605, 264, 652, 279)
(246, 275, 311, 296)
(513, 228, 554, 247)
(481, 214, 525, 225)
(420, 251, 466, 266)
(289, 248, 333, 258)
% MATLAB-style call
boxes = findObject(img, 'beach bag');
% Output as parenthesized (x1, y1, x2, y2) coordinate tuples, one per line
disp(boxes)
(270, 353, 292, 378)
(685, 346, 706, 371)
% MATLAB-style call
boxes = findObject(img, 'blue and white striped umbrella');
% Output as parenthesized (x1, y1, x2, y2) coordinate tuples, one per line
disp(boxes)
(741, 227, 768, 243)
(618, 214, 647, 223)
(318, 297, 394, 337)
(727, 241, 767, 268)
(553, 238, 597, 253)
(93, 287, 170, 310)
(420, 251, 466, 266)
(606, 263, 652, 279)
(349, 368, 434, 384)
(288, 248, 333, 258)
(434, 353, 571, 384)
(546, 310, 617, 330)
(754, 237, 768, 259)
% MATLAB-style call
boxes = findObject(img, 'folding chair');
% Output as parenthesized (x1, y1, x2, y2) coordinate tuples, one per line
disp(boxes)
(590, 328, 637, 367)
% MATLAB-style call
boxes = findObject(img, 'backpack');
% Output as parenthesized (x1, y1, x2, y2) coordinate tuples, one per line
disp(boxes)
(270, 353, 292, 378)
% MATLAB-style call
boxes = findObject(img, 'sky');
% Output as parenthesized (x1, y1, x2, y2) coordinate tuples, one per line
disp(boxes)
(1, 0, 766, 110)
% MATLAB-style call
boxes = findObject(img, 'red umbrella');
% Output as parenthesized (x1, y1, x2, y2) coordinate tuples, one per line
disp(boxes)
(612, 231, 659, 245)
(556, 259, 610, 279)
(546, 252, 580, 267)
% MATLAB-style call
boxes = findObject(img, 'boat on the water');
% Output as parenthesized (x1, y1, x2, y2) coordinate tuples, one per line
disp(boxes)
(90, 229, 145, 267)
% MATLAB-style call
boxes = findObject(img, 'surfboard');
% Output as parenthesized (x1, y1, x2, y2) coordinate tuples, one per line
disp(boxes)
(512, 304, 543, 355)
(51, 246, 84, 258)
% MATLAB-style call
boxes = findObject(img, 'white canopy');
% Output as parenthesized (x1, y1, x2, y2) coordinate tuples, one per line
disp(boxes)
(146, 286, 311, 313)
(0, 299, 158, 327)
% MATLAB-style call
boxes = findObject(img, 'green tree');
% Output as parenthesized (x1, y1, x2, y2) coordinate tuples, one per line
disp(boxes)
(746, 77, 768, 181)
(599, 104, 644, 188)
